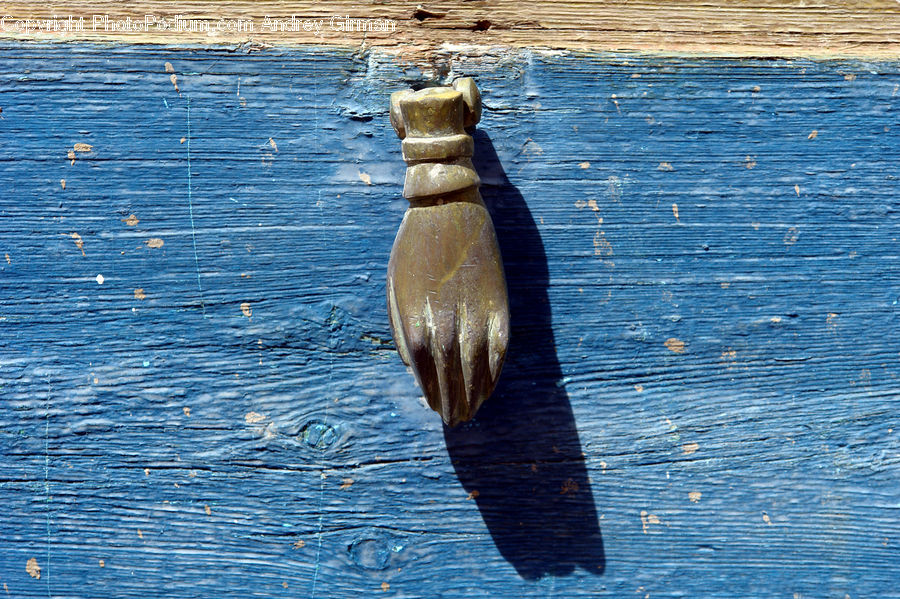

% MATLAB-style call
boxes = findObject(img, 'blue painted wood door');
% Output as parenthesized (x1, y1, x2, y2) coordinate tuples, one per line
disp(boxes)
(1, 44, 898, 598)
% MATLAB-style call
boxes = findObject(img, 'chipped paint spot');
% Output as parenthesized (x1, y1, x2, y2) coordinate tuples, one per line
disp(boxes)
(244, 411, 265, 424)
(744, 155, 757, 169)
(269, 137, 278, 152)
(688, 491, 702, 503)
(593, 230, 613, 257)
(575, 199, 600, 212)
(852, 368, 871, 388)
(60, 179, 66, 189)
(721, 282, 731, 289)
(293, 539, 305, 549)
(579, 161, 590, 169)
(204, 505, 212, 515)
(98, 560, 105, 567)
(145, 238, 164, 249)
(640, 510, 661, 533)
(124, 214, 139, 226)
(606, 176, 622, 202)
(467, 489, 480, 499)
(808, 129, 818, 140)
(609, 94, 620, 112)
(74, 142, 92, 153)
(794, 184, 801, 196)
(634, 384, 644, 393)
(763, 512, 772, 525)
(523, 138, 543, 155)
(67, 149, 76, 164)
(144, 468, 150, 475)
(26, 557, 40, 579)
(137, 529, 143, 539)
(826, 312, 839, 332)
(170, 73, 179, 92)
(340, 478, 354, 490)
(164, 61, 174, 73)
(599, 461, 608, 473)
(752, 85, 761, 93)
(664, 338, 685, 353)
(783, 227, 800, 245)
(96, 274, 104, 285)
(4, 253, 9, 264)
(682, 442, 699, 455)
(844, 73, 856, 81)
(70, 232, 85, 256)
(672, 203, 679, 222)
(358, 171, 373, 185)
(183, 406, 191, 416)
(381, 582, 390, 592)
(134, 288, 146, 300)
(658, 161, 673, 171)
(560, 479, 579, 494)
(241, 302, 252, 318)
(180, 137, 186, 144)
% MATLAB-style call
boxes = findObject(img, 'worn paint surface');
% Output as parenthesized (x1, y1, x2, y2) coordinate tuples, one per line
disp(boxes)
(1, 44, 899, 598)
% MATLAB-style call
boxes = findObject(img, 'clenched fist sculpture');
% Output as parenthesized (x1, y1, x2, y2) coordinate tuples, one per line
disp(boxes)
(387, 78, 510, 427)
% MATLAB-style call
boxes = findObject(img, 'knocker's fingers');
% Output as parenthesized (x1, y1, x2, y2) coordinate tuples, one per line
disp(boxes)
(458, 305, 493, 422)
(487, 308, 510, 384)
(387, 275, 411, 367)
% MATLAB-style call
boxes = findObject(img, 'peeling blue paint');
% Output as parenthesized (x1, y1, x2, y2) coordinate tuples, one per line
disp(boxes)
(0, 43, 899, 599)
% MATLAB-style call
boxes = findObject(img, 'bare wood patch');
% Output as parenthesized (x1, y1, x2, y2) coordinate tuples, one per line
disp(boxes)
(0, 2, 897, 58)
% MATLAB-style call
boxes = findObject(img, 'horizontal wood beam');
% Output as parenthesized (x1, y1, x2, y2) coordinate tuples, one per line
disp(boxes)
(0, 1, 898, 59)
(2, 44, 899, 597)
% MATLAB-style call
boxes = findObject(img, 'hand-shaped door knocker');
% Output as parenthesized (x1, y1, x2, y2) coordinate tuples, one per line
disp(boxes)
(387, 78, 509, 427)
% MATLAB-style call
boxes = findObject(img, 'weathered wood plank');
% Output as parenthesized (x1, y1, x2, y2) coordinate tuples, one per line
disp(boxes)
(0, 1, 899, 58)
(1, 44, 899, 598)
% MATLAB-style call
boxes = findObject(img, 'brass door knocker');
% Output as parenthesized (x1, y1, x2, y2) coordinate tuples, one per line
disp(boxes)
(387, 78, 510, 426)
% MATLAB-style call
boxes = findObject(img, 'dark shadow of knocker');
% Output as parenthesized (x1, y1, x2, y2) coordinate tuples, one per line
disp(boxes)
(443, 130, 606, 579)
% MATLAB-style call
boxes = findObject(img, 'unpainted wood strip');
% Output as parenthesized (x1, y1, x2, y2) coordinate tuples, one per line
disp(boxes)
(0, 1, 899, 58)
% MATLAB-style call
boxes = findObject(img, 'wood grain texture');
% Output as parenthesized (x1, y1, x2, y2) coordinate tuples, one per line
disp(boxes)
(0, 1, 899, 58)
(1, 43, 899, 598)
